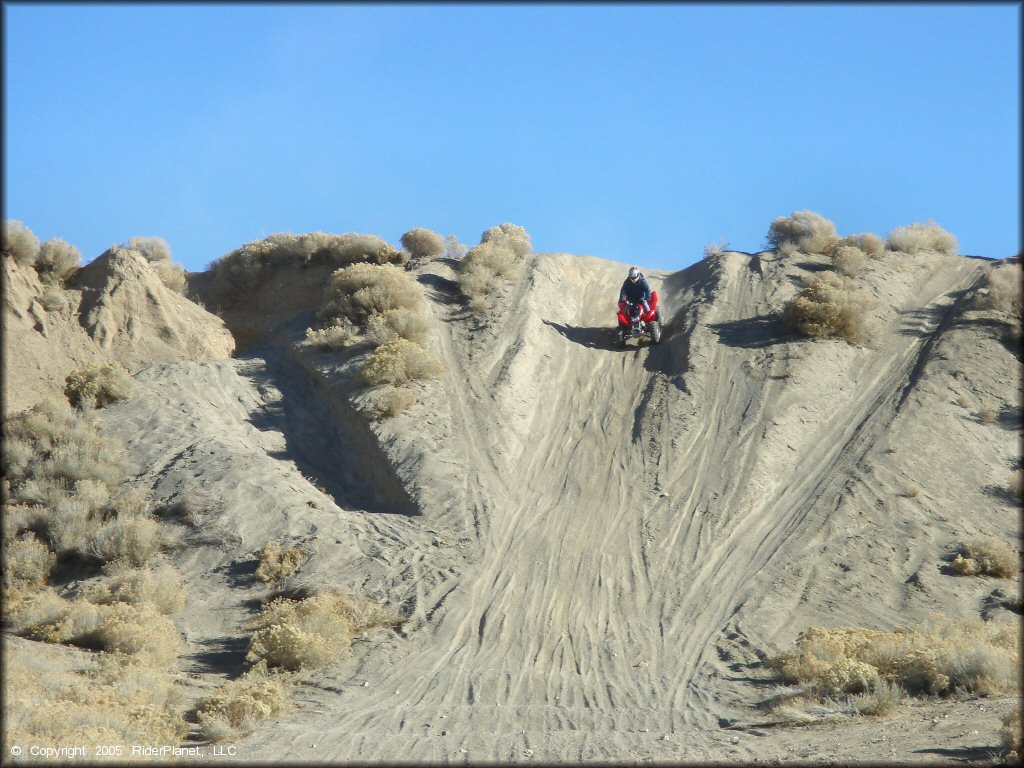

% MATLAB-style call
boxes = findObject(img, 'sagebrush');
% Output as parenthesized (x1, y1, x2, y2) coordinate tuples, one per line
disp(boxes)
(210, 231, 403, 304)
(768, 615, 1018, 711)
(767, 211, 839, 255)
(255, 542, 309, 584)
(886, 221, 958, 256)
(951, 537, 1019, 579)
(401, 227, 445, 261)
(457, 223, 532, 309)
(359, 338, 443, 386)
(783, 272, 875, 345)
(64, 363, 133, 409)
(245, 589, 402, 672)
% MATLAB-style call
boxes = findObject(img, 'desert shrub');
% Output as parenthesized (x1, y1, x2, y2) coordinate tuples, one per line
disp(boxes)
(401, 227, 445, 261)
(39, 286, 67, 312)
(1002, 705, 1023, 762)
(195, 671, 291, 741)
(5, 402, 128, 504)
(245, 589, 401, 672)
(319, 262, 424, 322)
(3, 641, 187, 750)
(93, 601, 181, 667)
(769, 615, 1018, 704)
(359, 338, 443, 387)
(977, 262, 1023, 319)
(36, 238, 81, 284)
(886, 221, 958, 256)
(255, 542, 310, 584)
(831, 245, 867, 277)
(481, 222, 532, 258)
(123, 236, 188, 293)
(951, 537, 1019, 579)
(2, 533, 56, 608)
(703, 239, 730, 260)
(64, 362, 133, 409)
(210, 231, 402, 304)
(839, 232, 886, 259)
(89, 517, 163, 566)
(782, 271, 874, 345)
(126, 235, 171, 262)
(373, 387, 416, 419)
(14, 592, 179, 667)
(457, 242, 517, 307)
(443, 234, 468, 260)
(766, 210, 839, 255)
(365, 308, 430, 346)
(84, 561, 185, 615)
(304, 324, 357, 351)
(152, 259, 187, 293)
(2, 219, 40, 266)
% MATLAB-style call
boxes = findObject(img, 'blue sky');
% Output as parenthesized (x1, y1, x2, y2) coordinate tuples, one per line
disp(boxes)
(4, 3, 1020, 272)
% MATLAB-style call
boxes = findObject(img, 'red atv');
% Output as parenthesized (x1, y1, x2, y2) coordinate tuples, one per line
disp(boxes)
(616, 291, 663, 346)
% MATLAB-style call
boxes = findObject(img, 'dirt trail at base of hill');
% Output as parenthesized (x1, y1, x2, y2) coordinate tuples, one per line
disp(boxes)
(170, 249, 1014, 764)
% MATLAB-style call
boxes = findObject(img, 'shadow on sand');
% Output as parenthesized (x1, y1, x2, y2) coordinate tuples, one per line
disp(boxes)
(709, 314, 792, 349)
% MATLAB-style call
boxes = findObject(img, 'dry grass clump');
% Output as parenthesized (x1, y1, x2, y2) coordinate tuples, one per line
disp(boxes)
(831, 245, 867, 277)
(457, 223, 533, 310)
(245, 589, 402, 672)
(977, 262, 1023, 322)
(951, 537, 1019, 579)
(84, 561, 185, 615)
(3, 219, 41, 266)
(839, 232, 886, 259)
(195, 670, 292, 741)
(64, 362, 133, 409)
(209, 231, 403, 304)
(36, 238, 82, 284)
(3, 400, 170, 568)
(768, 615, 1019, 710)
(4, 642, 187, 751)
(703, 239, 730, 260)
(372, 386, 416, 419)
(2, 533, 57, 609)
(482, 222, 532, 258)
(766, 210, 839, 255)
(315, 262, 429, 346)
(304, 324, 355, 351)
(1001, 705, 1023, 762)
(255, 542, 310, 584)
(401, 227, 445, 261)
(38, 285, 67, 312)
(123, 235, 187, 293)
(359, 338, 444, 386)
(2, 221, 82, 283)
(783, 271, 875, 345)
(12, 590, 182, 668)
(886, 220, 958, 256)
(126, 235, 171, 262)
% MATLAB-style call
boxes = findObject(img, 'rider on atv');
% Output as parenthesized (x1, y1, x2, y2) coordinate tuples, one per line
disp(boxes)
(619, 266, 652, 314)
(616, 266, 662, 345)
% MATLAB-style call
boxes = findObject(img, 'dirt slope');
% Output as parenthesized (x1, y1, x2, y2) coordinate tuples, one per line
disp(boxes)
(2, 248, 234, 413)
(84, 247, 1021, 762)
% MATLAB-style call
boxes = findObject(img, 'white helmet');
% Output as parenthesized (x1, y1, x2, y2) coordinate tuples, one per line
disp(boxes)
(628, 266, 640, 283)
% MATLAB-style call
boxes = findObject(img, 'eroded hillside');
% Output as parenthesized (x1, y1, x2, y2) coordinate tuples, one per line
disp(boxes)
(77, 245, 1021, 762)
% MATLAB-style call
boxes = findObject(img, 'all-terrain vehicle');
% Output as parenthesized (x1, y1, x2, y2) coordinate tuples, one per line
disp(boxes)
(616, 290, 662, 346)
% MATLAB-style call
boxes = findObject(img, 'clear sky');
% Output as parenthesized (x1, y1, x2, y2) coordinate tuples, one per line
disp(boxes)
(4, 3, 1020, 272)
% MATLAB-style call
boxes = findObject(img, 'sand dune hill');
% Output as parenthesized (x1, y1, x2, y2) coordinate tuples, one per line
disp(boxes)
(65, 247, 1021, 762)
(2, 247, 234, 413)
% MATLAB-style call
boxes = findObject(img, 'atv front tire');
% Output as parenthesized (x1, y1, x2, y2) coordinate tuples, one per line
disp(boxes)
(650, 321, 662, 344)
